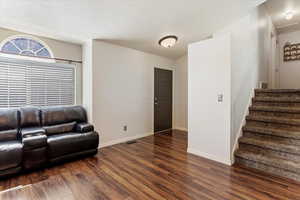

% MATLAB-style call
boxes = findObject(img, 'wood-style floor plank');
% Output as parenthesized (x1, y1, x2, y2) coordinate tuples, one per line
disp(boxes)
(0, 130, 300, 200)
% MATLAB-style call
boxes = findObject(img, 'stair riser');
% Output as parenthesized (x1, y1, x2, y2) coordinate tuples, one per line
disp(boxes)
(246, 120, 300, 130)
(252, 101, 300, 107)
(255, 92, 300, 98)
(249, 110, 300, 119)
(239, 143, 300, 162)
(243, 131, 300, 145)
(235, 157, 300, 182)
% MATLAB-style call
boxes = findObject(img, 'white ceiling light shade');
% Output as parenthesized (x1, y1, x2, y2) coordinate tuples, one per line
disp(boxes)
(285, 11, 294, 20)
(159, 35, 178, 48)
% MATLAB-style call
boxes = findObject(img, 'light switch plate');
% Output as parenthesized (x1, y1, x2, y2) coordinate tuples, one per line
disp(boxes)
(218, 94, 223, 102)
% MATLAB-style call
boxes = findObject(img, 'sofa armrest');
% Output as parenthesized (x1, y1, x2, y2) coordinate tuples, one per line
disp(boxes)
(76, 123, 94, 133)
(21, 127, 46, 138)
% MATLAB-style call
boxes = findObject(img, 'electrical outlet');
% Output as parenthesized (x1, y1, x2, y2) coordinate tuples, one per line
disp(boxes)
(123, 125, 127, 131)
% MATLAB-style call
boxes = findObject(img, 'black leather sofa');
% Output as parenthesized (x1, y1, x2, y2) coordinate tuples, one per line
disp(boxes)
(0, 105, 99, 177)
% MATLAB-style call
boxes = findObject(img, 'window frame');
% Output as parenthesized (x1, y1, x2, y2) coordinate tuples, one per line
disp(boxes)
(0, 56, 77, 107)
(0, 35, 55, 63)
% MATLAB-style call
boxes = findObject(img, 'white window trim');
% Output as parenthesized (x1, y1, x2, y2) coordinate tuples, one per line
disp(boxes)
(0, 35, 55, 63)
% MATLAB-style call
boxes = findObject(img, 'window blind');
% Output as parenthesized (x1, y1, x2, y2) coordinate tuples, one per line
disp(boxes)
(0, 60, 75, 108)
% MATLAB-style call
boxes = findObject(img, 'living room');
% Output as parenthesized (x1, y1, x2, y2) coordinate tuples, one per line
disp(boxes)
(1, 0, 300, 199)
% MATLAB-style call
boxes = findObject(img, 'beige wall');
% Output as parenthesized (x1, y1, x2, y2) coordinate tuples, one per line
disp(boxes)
(0, 28, 83, 104)
(174, 55, 188, 130)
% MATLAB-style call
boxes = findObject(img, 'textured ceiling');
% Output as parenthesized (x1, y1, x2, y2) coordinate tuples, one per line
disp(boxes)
(265, 0, 300, 34)
(0, 0, 264, 59)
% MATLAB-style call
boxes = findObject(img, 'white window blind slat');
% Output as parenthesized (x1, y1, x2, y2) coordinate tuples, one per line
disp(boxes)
(0, 61, 75, 108)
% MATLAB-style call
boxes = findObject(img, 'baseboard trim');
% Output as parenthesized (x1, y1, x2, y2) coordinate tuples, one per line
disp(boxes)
(174, 127, 188, 132)
(187, 147, 231, 166)
(99, 132, 154, 149)
(231, 88, 255, 164)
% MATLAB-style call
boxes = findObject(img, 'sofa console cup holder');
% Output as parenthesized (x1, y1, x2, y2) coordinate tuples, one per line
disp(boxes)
(22, 129, 48, 170)
(23, 132, 44, 138)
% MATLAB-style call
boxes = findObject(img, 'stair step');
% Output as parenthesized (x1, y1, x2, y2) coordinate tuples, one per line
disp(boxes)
(243, 132, 300, 146)
(249, 106, 300, 119)
(255, 89, 300, 98)
(243, 126, 300, 140)
(239, 142, 300, 162)
(235, 157, 300, 181)
(253, 97, 300, 103)
(235, 149, 300, 174)
(246, 115, 300, 126)
(255, 89, 300, 94)
(239, 136, 300, 155)
(250, 106, 300, 113)
(252, 97, 300, 107)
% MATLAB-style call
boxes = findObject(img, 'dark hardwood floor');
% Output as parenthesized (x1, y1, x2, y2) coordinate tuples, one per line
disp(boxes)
(1, 130, 300, 200)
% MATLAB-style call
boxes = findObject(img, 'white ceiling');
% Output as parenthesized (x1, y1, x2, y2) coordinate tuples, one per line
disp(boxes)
(0, 0, 264, 59)
(265, 0, 300, 34)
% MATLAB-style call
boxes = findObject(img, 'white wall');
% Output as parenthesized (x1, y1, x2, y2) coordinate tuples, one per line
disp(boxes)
(0, 28, 83, 104)
(278, 31, 300, 89)
(188, 5, 273, 165)
(82, 40, 93, 122)
(188, 35, 232, 165)
(214, 5, 273, 160)
(89, 40, 174, 147)
(229, 6, 273, 157)
(269, 28, 277, 89)
(174, 55, 188, 131)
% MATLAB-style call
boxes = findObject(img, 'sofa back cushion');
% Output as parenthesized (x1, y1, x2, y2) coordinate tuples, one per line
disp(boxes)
(65, 106, 87, 123)
(41, 106, 87, 126)
(19, 106, 41, 127)
(44, 121, 76, 136)
(0, 129, 18, 142)
(0, 108, 19, 141)
(41, 106, 67, 126)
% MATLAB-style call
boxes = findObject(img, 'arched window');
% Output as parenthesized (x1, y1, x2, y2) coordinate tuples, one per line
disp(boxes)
(0, 35, 54, 58)
(0, 36, 75, 108)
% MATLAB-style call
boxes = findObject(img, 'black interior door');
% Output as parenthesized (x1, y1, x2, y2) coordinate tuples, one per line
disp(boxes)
(154, 68, 173, 132)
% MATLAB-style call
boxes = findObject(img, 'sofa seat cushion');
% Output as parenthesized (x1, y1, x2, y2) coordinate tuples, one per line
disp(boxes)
(44, 122, 76, 136)
(47, 132, 99, 158)
(0, 141, 22, 170)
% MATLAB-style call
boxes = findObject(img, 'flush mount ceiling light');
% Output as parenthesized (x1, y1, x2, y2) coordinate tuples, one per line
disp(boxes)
(285, 11, 294, 20)
(158, 35, 178, 48)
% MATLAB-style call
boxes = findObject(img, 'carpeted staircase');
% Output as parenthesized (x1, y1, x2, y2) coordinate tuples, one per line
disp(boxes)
(235, 89, 300, 182)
